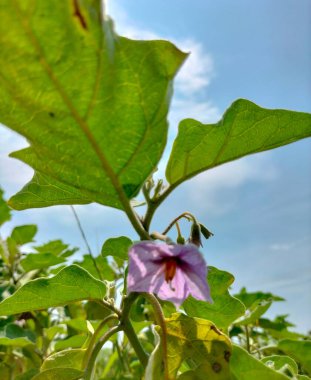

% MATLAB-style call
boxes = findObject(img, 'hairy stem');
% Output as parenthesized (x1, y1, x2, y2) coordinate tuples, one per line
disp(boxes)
(162, 211, 196, 235)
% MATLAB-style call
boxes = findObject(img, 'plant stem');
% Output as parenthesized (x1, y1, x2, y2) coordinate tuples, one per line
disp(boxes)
(83, 314, 118, 369)
(162, 211, 195, 235)
(70, 205, 104, 281)
(122, 320, 149, 368)
(120, 293, 149, 368)
(143, 184, 177, 231)
(84, 325, 121, 380)
(142, 293, 169, 380)
(245, 325, 251, 353)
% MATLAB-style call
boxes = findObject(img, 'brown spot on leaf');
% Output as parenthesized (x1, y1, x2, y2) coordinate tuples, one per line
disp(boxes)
(73, 0, 88, 30)
(224, 350, 231, 362)
(212, 362, 222, 373)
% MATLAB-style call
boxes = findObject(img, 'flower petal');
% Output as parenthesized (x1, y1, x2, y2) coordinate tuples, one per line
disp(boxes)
(157, 267, 190, 307)
(127, 242, 164, 293)
(183, 267, 212, 303)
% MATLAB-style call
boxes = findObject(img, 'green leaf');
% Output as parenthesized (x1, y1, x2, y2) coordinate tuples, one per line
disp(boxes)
(235, 288, 284, 308)
(64, 319, 93, 334)
(0, 265, 106, 316)
(11, 225, 37, 245)
(0, 1, 186, 211)
(0, 336, 34, 347)
(258, 317, 303, 340)
(32, 368, 84, 380)
(0, 363, 10, 380)
(85, 300, 112, 321)
(75, 253, 115, 281)
(15, 369, 39, 380)
(0, 188, 11, 226)
(20, 252, 66, 271)
(234, 288, 284, 326)
(183, 266, 245, 329)
(101, 236, 132, 261)
(44, 325, 67, 341)
(54, 335, 87, 352)
(261, 355, 298, 376)
(34, 240, 70, 256)
(145, 328, 164, 380)
(41, 349, 86, 371)
(278, 339, 311, 375)
(159, 313, 232, 379)
(230, 345, 289, 380)
(166, 99, 311, 186)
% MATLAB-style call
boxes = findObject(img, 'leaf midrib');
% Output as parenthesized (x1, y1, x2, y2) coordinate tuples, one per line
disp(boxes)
(12, 0, 128, 208)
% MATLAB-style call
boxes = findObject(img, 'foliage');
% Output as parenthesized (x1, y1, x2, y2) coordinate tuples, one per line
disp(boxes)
(0, 1, 310, 379)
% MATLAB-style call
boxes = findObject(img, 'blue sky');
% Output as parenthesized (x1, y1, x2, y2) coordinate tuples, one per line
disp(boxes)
(0, 0, 310, 331)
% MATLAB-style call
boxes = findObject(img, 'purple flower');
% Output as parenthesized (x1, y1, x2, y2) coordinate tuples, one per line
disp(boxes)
(127, 241, 212, 307)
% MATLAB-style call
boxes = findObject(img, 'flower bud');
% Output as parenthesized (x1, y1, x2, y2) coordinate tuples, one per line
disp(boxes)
(189, 222, 202, 247)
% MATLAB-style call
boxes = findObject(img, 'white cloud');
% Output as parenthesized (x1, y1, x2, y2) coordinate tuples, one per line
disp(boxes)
(106, 2, 215, 97)
(184, 154, 278, 215)
(269, 243, 292, 251)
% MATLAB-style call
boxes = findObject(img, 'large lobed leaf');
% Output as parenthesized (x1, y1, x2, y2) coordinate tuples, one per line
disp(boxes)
(160, 313, 232, 379)
(166, 99, 311, 186)
(230, 345, 289, 380)
(278, 339, 311, 375)
(0, 0, 186, 210)
(183, 266, 245, 330)
(0, 265, 106, 316)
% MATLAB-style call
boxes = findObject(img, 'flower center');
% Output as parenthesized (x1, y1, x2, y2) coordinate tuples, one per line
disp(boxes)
(165, 258, 177, 290)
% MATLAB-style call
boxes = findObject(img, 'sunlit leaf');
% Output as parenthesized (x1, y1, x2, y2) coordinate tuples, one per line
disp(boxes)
(261, 355, 298, 376)
(234, 288, 284, 326)
(183, 266, 245, 329)
(0, 188, 11, 226)
(101, 236, 132, 261)
(41, 349, 86, 370)
(158, 313, 231, 379)
(34, 240, 70, 256)
(32, 368, 84, 380)
(11, 225, 37, 245)
(75, 253, 114, 281)
(0, 0, 186, 210)
(230, 345, 289, 380)
(54, 335, 87, 352)
(166, 99, 311, 186)
(20, 252, 66, 271)
(278, 339, 311, 375)
(0, 265, 106, 316)
(0, 336, 34, 347)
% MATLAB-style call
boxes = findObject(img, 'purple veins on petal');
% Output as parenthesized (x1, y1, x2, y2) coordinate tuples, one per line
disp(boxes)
(127, 241, 212, 307)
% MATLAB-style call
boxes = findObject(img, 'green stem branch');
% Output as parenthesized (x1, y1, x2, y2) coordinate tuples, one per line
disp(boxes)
(84, 325, 121, 380)
(122, 320, 149, 368)
(142, 293, 169, 380)
(83, 314, 118, 369)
